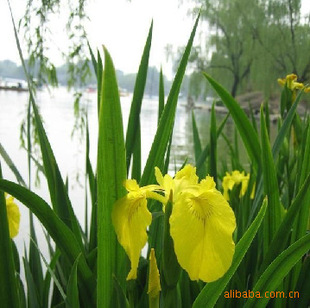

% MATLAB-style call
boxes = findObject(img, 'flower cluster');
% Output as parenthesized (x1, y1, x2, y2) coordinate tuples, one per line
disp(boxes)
(5, 194, 20, 238)
(112, 165, 236, 282)
(222, 170, 254, 201)
(277, 73, 310, 93)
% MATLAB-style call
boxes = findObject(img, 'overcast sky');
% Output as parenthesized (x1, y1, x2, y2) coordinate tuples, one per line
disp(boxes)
(0, 0, 195, 77)
(1, 0, 310, 76)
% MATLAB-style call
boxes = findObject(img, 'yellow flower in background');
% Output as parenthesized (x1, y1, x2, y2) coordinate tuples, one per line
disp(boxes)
(277, 73, 304, 91)
(222, 170, 253, 200)
(277, 73, 310, 96)
(5, 194, 20, 238)
(112, 165, 236, 282)
(169, 176, 236, 282)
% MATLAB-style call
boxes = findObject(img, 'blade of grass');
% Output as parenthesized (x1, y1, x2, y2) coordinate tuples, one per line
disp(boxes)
(126, 21, 153, 172)
(23, 255, 41, 308)
(85, 118, 97, 252)
(196, 112, 229, 174)
(97, 51, 103, 116)
(140, 14, 200, 186)
(244, 234, 310, 308)
(272, 89, 303, 159)
(209, 103, 217, 184)
(97, 46, 127, 307)
(260, 173, 310, 273)
(249, 90, 302, 223)
(131, 125, 142, 181)
(192, 199, 267, 308)
(66, 254, 81, 308)
(260, 106, 282, 251)
(42, 250, 61, 308)
(289, 120, 310, 289)
(0, 142, 26, 187)
(203, 73, 261, 167)
(192, 111, 207, 178)
(158, 67, 165, 125)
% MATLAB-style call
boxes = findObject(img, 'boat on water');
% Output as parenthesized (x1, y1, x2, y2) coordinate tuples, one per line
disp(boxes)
(0, 78, 28, 92)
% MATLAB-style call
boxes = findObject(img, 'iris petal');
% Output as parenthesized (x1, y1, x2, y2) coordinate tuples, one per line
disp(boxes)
(170, 182, 236, 282)
(112, 191, 152, 280)
(6, 195, 20, 238)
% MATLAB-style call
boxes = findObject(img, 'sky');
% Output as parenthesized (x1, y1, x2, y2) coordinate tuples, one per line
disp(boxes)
(0, 0, 195, 77)
(1, 0, 310, 77)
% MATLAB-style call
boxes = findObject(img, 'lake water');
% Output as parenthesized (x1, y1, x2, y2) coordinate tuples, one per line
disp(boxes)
(0, 87, 234, 258)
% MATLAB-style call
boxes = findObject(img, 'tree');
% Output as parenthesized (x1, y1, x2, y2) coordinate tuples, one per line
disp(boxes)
(187, 0, 310, 97)
(16, 0, 90, 88)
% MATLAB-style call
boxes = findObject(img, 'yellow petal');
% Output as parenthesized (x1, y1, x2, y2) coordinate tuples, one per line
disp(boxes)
(155, 167, 164, 186)
(6, 195, 20, 238)
(175, 164, 198, 184)
(304, 87, 310, 93)
(125, 179, 140, 192)
(170, 188, 236, 282)
(154, 167, 174, 200)
(147, 248, 161, 298)
(286, 73, 297, 81)
(277, 78, 286, 87)
(112, 191, 152, 280)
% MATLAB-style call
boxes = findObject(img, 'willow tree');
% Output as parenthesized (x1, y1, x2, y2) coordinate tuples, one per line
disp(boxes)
(19, 0, 90, 87)
(188, 0, 310, 97)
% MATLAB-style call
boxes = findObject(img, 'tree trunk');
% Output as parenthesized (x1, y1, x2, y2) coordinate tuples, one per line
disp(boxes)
(231, 75, 239, 98)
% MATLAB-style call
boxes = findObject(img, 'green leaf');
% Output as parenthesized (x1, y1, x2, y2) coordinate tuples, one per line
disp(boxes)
(131, 126, 141, 181)
(0, 167, 20, 308)
(0, 142, 26, 187)
(272, 89, 303, 159)
(289, 120, 310, 288)
(85, 119, 97, 252)
(260, 173, 310, 273)
(126, 21, 153, 171)
(192, 111, 206, 178)
(260, 106, 282, 250)
(192, 199, 267, 308)
(248, 88, 302, 227)
(244, 234, 310, 308)
(42, 250, 61, 308)
(28, 213, 44, 302)
(196, 112, 229, 174)
(97, 51, 104, 115)
(140, 14, 200, 186)
(23, 255, 41, 308)
(66, 254, 81, 308)
(87, 41, 98, 78)
(203, 73, 261, 166)
(158, 67, 165, 125)
(209, 103, 217, 184)
(97, 46, 127, 307)
(0, 180, 96, 305)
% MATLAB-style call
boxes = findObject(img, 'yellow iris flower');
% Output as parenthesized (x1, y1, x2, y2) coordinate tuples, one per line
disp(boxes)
(112, 165, 236, 282)
(5, 194, 20, 238)
(222, 170, 254, 200)
(277, 73, 310, 93)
